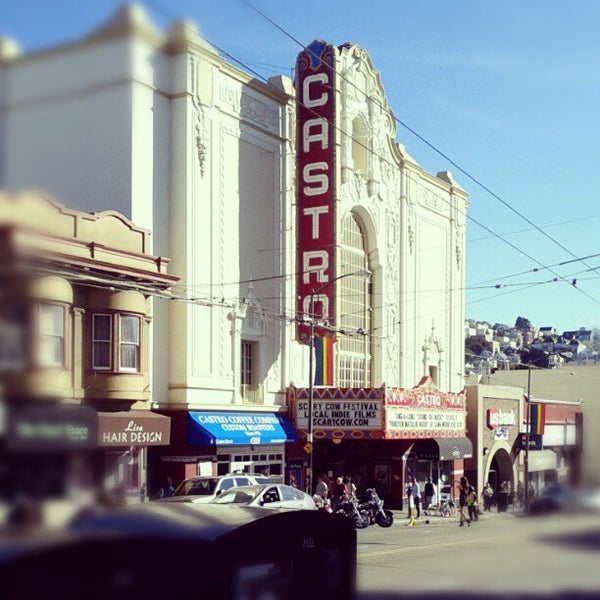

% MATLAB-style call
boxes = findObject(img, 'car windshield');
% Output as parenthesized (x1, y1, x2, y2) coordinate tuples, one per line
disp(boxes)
(173, 478, 218, 496)
(211, 487, 260, 505)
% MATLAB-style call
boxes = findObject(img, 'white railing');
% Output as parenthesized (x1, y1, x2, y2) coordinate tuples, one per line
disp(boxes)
(240, 383, 264, 405)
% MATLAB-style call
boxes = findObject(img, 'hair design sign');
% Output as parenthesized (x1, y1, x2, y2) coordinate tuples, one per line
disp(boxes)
(296, 40, 337, 343)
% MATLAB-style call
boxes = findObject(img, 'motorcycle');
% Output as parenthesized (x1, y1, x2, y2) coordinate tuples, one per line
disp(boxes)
(312, 494, 333, 513)
(358, 488, 394, 528)
(335, 495, 369, 529)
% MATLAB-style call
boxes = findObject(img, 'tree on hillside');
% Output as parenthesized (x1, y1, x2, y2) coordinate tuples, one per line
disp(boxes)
(465, 336, 492, 357)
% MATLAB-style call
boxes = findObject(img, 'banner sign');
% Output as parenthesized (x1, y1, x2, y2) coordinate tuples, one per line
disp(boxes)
(385, 409, 465, 433)
(296, 40, 337, 343)
(296, 399, 383, 430)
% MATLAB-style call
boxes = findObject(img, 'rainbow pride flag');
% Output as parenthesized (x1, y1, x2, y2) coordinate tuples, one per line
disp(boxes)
(530, 403, 546, 435)
(314, 335, 334, 385)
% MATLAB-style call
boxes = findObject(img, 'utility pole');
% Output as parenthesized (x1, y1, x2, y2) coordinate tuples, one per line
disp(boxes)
(306, 289, 315, 496)
(524, 366, 531, 512)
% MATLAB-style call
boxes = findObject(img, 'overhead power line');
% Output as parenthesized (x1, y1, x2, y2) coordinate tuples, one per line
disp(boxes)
(240, 0, 600, 308)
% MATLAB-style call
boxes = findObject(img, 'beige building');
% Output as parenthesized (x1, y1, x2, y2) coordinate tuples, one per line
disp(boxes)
(484, 365, 596, 485)
(0, 191, 177, 506)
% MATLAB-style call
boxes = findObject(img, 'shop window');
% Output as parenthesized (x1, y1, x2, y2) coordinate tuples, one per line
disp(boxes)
(39, 304, 65, 367)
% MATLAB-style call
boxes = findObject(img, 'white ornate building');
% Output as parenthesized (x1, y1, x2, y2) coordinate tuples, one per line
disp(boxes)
(0, 6, 468, 490)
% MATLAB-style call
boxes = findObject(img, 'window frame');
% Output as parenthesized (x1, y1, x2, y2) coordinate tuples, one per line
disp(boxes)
(241, 340, 255, 387)
(92, 313, 112, 371)
(118, 314, 141, 373)
(90, 312, 142, 374)
(38, 303, 66, 368)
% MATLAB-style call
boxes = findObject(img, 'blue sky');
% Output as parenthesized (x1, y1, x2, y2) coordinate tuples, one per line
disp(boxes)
(3, 0, 600, 333)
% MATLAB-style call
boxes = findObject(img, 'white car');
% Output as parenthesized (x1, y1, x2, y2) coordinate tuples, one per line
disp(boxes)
(161, 474, 272, 504)
(210, 484, 317, 510)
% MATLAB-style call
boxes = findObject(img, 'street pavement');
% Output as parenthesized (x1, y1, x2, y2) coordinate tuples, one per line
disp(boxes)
(356, 508, 600, 599)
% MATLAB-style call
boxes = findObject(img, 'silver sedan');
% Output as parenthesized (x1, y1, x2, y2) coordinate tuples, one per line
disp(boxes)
(209, 484, 317, 510)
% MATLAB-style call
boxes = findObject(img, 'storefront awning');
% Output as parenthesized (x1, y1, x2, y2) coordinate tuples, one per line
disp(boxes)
(434, 436, 473, 460)
(187, 411, 299, 446)
(97, 411, 171, 447)
(526, 449, 557, 472)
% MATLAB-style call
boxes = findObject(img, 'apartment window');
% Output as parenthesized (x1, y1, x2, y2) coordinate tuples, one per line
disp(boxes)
(119, 315, 140, 372)
(92, 314, 112, 369)
(39, 304, 65, 367)
(241, 341, 254, 386)
(91, 313, 141, 373)
(0, 304, 27, 372)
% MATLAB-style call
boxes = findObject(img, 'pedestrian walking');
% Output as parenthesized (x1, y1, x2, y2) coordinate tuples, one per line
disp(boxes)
(458, 476, 470, 527)
(315, 474, 328, 500)
(482, 482, 494, 512)
(424, 477, 435, 510)
(411, 479, 422, 519)
(517, 481, 525, 510)
(467, 485, 479, 521)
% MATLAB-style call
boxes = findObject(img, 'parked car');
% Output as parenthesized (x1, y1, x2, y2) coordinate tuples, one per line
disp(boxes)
(160, 474, 272, 503)
(529, 485, 578, 515)
(530, 484, 600, 515)
(210, 484, 317, 511)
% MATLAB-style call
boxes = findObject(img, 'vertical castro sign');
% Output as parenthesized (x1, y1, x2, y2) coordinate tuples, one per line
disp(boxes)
(296, 41, 337, 343)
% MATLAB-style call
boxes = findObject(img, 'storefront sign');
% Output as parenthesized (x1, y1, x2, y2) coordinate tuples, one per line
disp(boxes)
(487, 408, 516, 429)
(296, 399, 383, 430)
(296, 41, 337, 343)
(385, 387, 465, 410)
(97, 411, 170, 447)
(5, 404, 97, 452)
(188, 412, 297, 446)
(385, 409, 465, 432)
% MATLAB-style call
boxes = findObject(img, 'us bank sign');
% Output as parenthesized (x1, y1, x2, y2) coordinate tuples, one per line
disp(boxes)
(296, 41, 337, 343)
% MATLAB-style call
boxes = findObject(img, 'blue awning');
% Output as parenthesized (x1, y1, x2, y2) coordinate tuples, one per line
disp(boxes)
(187, 411, 299, 446)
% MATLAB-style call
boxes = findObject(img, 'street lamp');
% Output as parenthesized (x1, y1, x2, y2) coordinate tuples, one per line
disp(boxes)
(306, 268, 370, 495)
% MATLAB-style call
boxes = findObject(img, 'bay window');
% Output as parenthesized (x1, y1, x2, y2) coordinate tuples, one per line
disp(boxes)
(39, 304, 65, 367)
(91, 313, 141, 373)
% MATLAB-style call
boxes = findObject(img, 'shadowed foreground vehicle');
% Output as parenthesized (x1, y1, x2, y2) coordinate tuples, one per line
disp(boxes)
(0, 503, 355, 598)
(209, 484, 317, 510)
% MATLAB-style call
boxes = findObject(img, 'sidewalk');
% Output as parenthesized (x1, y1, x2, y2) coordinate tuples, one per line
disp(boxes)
(388, 506, 522, 525)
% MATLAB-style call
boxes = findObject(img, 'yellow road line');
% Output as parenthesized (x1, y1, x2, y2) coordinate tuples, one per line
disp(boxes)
(358, 534, 513, 559)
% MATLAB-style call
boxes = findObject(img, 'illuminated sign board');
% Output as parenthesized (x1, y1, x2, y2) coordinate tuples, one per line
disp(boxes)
(487, 408, 516, 429)
(296, 41, 337, 343)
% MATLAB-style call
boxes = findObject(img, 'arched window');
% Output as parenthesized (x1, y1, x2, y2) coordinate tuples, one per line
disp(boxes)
(351, 116, 368, 175)
(337, 213, 372, 387)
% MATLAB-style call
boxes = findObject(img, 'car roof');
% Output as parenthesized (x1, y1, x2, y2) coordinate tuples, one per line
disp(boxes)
(217, 484, 273, 494)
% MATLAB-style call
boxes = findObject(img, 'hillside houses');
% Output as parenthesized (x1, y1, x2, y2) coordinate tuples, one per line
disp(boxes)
(465, 319, 599, 375)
